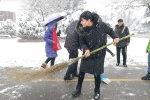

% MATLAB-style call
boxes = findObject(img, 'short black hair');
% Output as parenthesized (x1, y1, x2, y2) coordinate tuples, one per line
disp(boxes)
(79, 11, 92, 21)
(118, 19, 123, 22)
(79, 11, 101, 26)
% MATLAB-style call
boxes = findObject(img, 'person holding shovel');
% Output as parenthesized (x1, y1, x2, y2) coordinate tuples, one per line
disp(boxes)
(72, 11, 119, 100)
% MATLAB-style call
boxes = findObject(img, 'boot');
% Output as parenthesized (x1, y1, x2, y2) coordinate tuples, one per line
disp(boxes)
(72, 74, 79, 78)
(72, 86, 81, 97)
(141, 73, 150, 80)
(116, 63, 119, 66)
(123, 64, 127, 67)
(94, 89, 100, 100)
(41, 63, 47, 69)
(64, 76, 73, 80)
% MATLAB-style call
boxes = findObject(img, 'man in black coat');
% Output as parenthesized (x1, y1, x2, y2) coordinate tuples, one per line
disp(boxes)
(64, 20, 80, 80)
(72, 11, 119, 100)
(115, 19, 130, 67)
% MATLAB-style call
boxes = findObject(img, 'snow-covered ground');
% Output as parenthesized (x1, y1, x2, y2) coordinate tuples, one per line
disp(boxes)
(0, 36, 149, 100)
(0, 36, 148, 69)
(0, 38, 68, 68)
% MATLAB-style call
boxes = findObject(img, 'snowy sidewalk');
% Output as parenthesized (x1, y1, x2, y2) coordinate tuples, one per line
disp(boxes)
(0, 36, 150, 100)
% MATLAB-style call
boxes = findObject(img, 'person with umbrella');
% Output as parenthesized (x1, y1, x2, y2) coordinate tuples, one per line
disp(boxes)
(41, 13, 63, 68)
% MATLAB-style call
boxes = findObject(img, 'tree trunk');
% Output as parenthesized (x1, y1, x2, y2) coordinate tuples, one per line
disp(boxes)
(39, 9, 46, 31)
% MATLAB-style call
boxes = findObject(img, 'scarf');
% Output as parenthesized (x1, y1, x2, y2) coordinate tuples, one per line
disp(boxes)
(52, 28, 58, 52)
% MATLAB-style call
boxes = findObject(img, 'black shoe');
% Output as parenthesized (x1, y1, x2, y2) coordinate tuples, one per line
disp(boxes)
(72, 74, 79, 77)
(64, 76, 73, 80)
(94, 91, 100, 100)
(72, 88, 81, 97)
(116, 63, 120, 66)
(123, 64, 127, 67)
(141, 73, 150, 80)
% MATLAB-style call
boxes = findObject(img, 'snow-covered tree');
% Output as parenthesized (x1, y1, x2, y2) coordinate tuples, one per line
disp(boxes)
(82, 0, 150, 31)
(0, 19, 17, 37)
(111, 0, 150, 31)
(58, 0, 84, 35)
(18, 20, 44, 39)
(19, 0, 70, 23)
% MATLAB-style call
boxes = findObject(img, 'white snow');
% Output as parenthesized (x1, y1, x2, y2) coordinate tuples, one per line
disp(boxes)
(0, 36, 148, 70)
(0, 88, 9, 93)
(0, 38, 68, 68)
(141, 17, 150, 24)
(0, 1, 21, 12)
(61, 94, 68, 99)
(0, 84, 30, 99)
(128, 93, 135, 96)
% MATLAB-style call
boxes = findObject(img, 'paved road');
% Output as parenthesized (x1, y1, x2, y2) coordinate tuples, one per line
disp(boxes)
(0, 63, 150, 100)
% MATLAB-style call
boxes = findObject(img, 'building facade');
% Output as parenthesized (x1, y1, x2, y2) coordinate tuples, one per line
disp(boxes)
(0, 11, 16, 22)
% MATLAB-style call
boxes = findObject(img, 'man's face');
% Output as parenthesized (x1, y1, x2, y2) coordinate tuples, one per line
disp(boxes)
(118, 22, 123, 26)
(80, 18, 90, 27)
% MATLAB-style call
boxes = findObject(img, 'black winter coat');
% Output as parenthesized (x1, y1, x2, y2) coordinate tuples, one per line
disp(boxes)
(77, 22, 118, 74)
(115, 24, 130, 47)
(64, 20, 80, 50)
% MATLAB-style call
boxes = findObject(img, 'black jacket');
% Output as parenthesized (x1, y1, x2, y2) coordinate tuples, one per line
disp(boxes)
(64, 20, 80, 50)
(77, 18, 118, 74)
(115, 24, 130, 47)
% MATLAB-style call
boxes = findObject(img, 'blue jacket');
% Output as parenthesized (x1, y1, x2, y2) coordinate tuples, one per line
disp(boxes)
(43, 21, 57, 58)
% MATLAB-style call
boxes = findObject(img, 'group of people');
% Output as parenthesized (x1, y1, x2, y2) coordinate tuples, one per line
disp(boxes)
(40, 11, 150, 100)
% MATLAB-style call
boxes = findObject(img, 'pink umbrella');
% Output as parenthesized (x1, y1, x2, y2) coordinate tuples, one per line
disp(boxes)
(42, 13, 66, 26)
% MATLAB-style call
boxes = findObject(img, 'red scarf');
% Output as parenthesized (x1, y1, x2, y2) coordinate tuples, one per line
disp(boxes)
(52, 28, 58, 52)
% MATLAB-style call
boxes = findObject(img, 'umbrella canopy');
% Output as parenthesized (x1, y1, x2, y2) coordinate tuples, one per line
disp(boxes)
(42, 13, 66, 26)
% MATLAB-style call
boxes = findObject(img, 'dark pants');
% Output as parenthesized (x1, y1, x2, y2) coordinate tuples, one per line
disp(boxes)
(64, 49, 78, 78)
(45, 57, 56, 66)
(106, 48, 114, 56)
(116, 46, 127, 65)
(76, 72, 101, 92)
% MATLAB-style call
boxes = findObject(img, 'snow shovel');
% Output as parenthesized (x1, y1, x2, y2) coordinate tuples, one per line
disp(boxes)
(7, 34, 134, 83)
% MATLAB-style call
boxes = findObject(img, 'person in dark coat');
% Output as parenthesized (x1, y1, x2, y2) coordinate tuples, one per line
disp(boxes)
(115, 19, 130, 67)
(64, 20, 80, 80)
(72, 11, 119, 100)
(57, 30, 61, 37)
(41, 21, 60, 68)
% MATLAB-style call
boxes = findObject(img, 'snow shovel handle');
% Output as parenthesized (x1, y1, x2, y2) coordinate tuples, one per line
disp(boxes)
(76, 33, 134, 60)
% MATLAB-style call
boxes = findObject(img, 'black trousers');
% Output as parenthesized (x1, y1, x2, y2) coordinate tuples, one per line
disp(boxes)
(116, 46, 127, 65)
(64, 49, 78, 78)
(106, 48, 114, 56)
(45, 57, 56, 66)
(76, 72, 101, 92)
